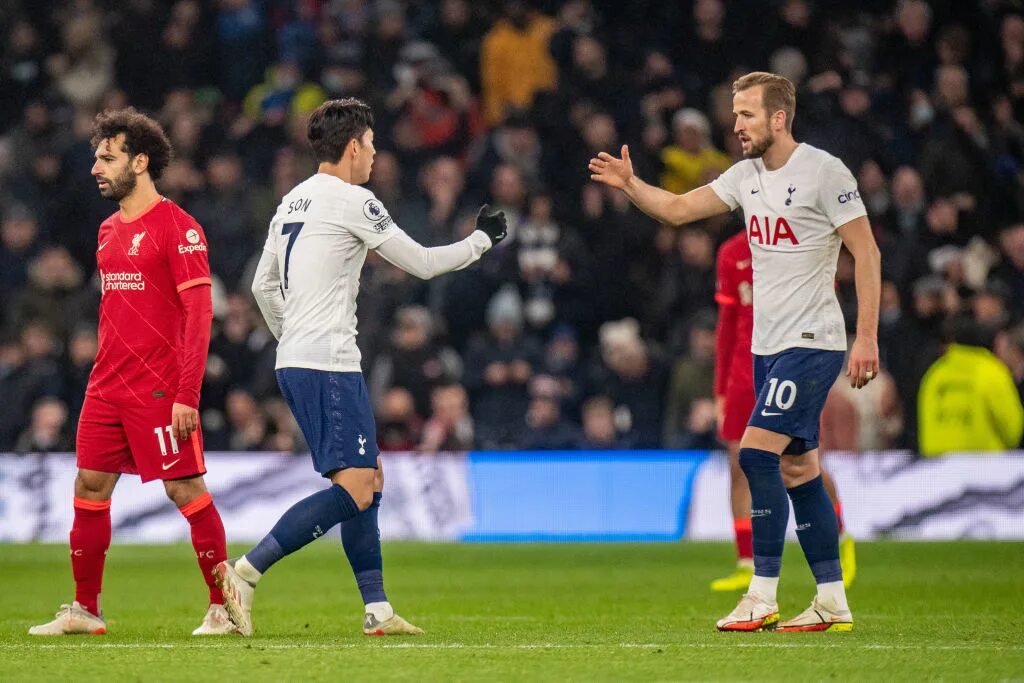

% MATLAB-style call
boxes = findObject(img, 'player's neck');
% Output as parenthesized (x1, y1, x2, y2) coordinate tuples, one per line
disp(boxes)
(119, 181, 161, 221)
(318, 159, 354, 184)
(761, 136, 800, 172)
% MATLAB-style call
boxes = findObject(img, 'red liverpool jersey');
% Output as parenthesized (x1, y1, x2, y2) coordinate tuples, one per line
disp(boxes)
(714, 231, 754, 398)
(88, 197, 212, 406)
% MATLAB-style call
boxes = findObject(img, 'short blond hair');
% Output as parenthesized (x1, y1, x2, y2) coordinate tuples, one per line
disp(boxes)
(732, 72, 797, 131)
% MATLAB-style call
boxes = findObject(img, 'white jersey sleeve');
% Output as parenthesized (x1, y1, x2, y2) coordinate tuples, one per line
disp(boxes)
(251, 235, 284, 340)
(708, 162, 746, 211)
(341, 188, 399, 249)
(375, 228, 491, 280)
(817, 157, 867, 228)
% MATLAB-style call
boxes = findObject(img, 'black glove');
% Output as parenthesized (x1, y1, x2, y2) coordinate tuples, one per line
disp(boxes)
(475, 204, 508, 246)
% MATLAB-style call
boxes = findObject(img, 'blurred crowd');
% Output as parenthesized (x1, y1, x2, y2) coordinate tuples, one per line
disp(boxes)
(1, 0, 1023, 455)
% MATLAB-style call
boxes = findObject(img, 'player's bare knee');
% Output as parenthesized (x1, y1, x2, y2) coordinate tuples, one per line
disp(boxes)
(163, 475, 207, 508)
(330, 468, 376, 510)
(780, 457, 819, 488)
(74, 469, 117, 500)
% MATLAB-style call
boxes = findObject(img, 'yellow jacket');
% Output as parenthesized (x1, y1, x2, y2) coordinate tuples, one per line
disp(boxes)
(480, 15, 557, 126)
(918, 344, 1024, 455)
(659, 145, 732, 195)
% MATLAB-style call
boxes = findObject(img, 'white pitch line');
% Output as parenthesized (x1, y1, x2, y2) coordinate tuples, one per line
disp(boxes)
(0, 642, 1020, 653)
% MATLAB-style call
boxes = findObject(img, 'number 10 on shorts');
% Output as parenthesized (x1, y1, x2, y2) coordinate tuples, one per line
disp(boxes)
(765, 378, 797, 410)
(153, 425, 180, 456)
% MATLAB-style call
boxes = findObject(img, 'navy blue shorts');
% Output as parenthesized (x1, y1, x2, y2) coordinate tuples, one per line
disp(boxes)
(747, 348, 845, 455)
(276, 368, 379, 477)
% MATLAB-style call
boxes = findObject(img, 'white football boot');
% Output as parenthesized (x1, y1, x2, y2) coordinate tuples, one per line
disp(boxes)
(777, 596, 853, 632)
(213, 559, 255, 637)
(716, 591, 780, 632)
(192, 603, 240, 635)
(29, 602, 106, 636)
(363, 611, 425, 636)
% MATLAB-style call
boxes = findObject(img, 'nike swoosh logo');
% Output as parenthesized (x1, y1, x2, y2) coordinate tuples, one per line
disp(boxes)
(98, 241, 109, 251)
(750, 188, 759, 194)
(162, 459, 181, 470)
(760, 410, 783, 417)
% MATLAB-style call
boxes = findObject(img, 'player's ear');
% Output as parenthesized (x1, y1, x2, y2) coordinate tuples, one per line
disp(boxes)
(132, 153, 149, 175)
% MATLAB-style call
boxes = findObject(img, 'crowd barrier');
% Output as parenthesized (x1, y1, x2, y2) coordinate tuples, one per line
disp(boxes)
(1, 450, 1021, 543)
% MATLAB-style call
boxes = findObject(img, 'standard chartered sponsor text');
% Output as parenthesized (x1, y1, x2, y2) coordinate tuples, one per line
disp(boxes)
(102, 271, 146, 291)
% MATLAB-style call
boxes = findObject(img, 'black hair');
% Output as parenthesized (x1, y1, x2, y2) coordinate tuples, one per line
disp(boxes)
(307, 98, 375, 164)
(90, 107, 172, 180)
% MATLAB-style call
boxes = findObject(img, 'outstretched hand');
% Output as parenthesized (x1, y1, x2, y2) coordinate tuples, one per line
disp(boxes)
(588, 144, 634, 190)
(475, 204, 508, 245)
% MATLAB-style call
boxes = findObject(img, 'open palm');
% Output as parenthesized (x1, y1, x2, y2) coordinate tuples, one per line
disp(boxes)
(589, 144, 634, 189)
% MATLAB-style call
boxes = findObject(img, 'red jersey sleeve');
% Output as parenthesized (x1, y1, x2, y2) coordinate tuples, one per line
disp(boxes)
(165, 217, 212, 292)
(163, 211, 213, 407)
(714, 243, 739, 398)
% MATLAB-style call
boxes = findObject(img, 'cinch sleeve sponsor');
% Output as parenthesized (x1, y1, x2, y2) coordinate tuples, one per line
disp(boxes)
(818, 158, 868, 229)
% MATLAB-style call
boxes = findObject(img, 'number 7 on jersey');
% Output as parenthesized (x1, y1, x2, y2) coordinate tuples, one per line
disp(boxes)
(282, 221, 304, 290)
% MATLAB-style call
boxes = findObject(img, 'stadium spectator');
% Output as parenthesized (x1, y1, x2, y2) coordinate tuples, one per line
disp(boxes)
(369, 305, 462, 419)
(577, 394, 631, 450)
(587, 318, 669, 449)
(0, 205, 42, 318)
(989, 222, 1024, 320)
(186, 151, 259, 289)
(225, 388, 269, 451)
(62, 325, 96, 426)
(995, 323, 1024, 406)
(521, 374, 581, 450)
(376, 386, 422, 452)
(15, 396, 71, 453)
(0, 334, 62, 450)
(663, 311, 717, 448)
(660, 108, 731, 195)
(918, 316, 1024, 455)
(463, 286, 541, 449)
(885, 275, 947, 448)
(419, 383, 474, 453)
(479, 0, 557, 126)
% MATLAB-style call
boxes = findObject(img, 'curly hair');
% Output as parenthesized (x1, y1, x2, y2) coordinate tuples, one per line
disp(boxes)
(90, 107, 173, 180)
(307, 98, 375, 164)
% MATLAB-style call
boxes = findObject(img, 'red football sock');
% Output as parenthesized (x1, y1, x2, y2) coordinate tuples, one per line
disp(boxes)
(834, 501, 845, 535)
(179, 493, 227, 605)
(734, 517, 753, 562)
(70, 497, 112, 617)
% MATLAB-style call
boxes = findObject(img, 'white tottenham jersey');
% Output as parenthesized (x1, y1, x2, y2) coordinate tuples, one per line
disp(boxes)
(264, 174, 398, 371)
(257, 173, 490, 372)
(709, 143, 867, 356)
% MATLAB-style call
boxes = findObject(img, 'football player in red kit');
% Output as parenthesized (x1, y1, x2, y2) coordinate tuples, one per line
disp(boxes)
(711, 230, 856, 592)
(30, 108, 233, 636)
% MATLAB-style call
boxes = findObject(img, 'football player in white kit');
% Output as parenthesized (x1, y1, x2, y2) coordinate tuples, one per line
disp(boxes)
(589, 72, 880, 632)
(214, 98, 507, 637)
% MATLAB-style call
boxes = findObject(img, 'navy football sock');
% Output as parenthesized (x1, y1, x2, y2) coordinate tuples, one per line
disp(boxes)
(247, 484, 360, 574)
(787, 475, 842, 584)
(341, 492, 387, 605)
(739, 448, 788, 578)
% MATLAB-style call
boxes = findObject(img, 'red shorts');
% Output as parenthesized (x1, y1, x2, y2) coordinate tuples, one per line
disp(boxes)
(77, 394, 206, 483)
(719, 379, 756, 443)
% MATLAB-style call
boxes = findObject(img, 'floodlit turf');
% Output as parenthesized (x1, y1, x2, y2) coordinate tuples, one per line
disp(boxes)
(1, 542, 1022, 681)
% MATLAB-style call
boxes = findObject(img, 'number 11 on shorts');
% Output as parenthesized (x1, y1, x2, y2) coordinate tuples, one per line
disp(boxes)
(153, 425, 180, 456)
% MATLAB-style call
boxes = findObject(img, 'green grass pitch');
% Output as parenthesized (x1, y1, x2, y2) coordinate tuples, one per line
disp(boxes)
(1, 541, 1022, 681)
